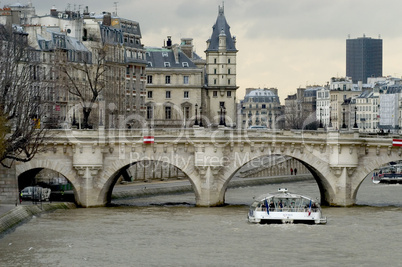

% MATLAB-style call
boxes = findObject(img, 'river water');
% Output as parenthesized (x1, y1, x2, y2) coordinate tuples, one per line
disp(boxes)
(1, 177, 402, 266)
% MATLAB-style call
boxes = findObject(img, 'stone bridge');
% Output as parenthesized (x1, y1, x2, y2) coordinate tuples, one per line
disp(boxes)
(1, 128, 400, 207)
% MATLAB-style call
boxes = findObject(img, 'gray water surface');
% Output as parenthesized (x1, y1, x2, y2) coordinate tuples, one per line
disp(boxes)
(1, 178, 401, 266)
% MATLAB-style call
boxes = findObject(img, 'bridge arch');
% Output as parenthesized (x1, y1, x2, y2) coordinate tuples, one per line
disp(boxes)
(219, 148, 336, 206)
(97, 153, 200, 206)
(351, 154, 402, 201)
(15, 158, 78, 202)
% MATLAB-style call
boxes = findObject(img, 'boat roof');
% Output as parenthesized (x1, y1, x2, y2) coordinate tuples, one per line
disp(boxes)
(255, 189, 315, 201)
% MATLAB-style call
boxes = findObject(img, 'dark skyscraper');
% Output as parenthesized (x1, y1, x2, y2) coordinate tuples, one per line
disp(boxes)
(346, 36, 382, 83)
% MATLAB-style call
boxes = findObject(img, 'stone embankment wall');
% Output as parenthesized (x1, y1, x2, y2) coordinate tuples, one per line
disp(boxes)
(112, 175, 313, 200)
(0, 162, 17, 205)
(123, 161, 187, 182)
(239, 156, 308, 178)
(121, 156, 308, 183)
(0, 203, 76, 235)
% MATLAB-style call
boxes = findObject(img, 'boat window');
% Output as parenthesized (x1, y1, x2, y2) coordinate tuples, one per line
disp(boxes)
(251, 202, 259, 208)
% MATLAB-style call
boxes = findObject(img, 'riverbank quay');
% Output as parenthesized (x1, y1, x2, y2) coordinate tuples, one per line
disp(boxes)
(0, 202, 76, 236)
(111, 174, 313, 200)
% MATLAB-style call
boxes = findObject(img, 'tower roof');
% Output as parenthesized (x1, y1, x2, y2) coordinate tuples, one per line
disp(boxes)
(206, 5, 237, 52)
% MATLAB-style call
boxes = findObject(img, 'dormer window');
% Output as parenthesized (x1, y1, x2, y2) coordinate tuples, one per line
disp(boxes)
(164, 62, 170, 67)
(162, 52, 168, 57)
(182, 62, 189, 67)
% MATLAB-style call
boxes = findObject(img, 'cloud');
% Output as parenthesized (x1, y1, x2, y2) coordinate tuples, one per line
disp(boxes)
(32, 0, 402, 101)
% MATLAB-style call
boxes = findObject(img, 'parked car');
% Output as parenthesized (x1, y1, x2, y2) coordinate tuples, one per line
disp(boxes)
(20, 186, 51, 201)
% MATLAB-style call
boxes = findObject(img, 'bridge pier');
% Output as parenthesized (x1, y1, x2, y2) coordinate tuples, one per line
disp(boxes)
(325, 167, 357, 206)
(194, 166, 225, 206)
(74, 166, 104, 207)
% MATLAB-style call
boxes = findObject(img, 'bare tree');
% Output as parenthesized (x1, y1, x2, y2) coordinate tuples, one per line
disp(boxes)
(57, 44, 107, 129)
(0, 112, 7, 158)
(0, 26, 47, 167)
(285, 99, 300, 129)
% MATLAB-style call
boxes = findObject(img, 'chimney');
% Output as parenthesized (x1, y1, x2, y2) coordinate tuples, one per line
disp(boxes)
(180, 38, 193, 59)
(103, 12, 111, 26)
(50, 5, 57, 17)
(83, 6, 89, 16)
(166, 36, 172, 48)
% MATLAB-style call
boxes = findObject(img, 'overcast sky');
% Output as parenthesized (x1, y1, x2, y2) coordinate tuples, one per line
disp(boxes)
(27, 0, 402, 101)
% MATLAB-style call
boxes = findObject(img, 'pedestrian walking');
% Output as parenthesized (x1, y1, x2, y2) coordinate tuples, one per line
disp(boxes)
(294, 168, 297, 175)
(290, 168, 293, 175)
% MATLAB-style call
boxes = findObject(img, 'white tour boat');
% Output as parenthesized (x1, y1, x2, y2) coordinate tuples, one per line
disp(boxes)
(372, 164, 402, 184)
(248, 188, 327, 224)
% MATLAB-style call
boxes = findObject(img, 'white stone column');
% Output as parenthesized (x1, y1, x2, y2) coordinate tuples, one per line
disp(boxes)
(195, 166, 224, 206)
(74, 166, 103, 207)
(73, 144, 104, 207)
(327, 167, 356, 206)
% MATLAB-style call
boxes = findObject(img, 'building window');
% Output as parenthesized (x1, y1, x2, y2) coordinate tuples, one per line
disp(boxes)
(147, 91, 153, 98)
(182, 62, 189, 67)
(262, 104, 266, 109)
(213, 91, 218, 97)
(162, 52, 168, 57)
(147, 75, 153, 84)
(165, 75, 171, 84)
(228, 79, 231, 85)
(227, 91, 232, 97)
(228, 58, 231, 64)
(164, 62, 170, 67)
(214, 58, 217, 64)
(166, 91, 171, 98)
(165, 106, 171, 119)
(183, 76, 189, 84)
(184, 91, 189, 99)
(214, 69, 217, 74)
(147, 106, 153, 119)
(228, 69, 231, 74)
(214, 79, 217, 85)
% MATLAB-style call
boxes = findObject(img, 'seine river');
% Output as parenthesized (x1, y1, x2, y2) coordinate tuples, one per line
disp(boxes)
(1, 177, 402, 266)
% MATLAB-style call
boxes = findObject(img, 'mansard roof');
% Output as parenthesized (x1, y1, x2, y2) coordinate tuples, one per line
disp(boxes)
(145, 47, 198, 69)
(206, 5, 237, 52)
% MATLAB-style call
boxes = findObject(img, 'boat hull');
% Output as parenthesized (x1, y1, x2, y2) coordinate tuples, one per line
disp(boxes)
(248, 211, 326, 224)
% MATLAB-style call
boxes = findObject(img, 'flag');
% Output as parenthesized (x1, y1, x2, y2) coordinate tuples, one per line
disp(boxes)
(308, 200, 312, 216)
(392, 139, 402, 146)
(264, 199, 269, 215)
(143, 136, 154, 144)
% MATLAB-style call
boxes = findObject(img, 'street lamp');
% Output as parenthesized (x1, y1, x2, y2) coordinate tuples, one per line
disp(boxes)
(72, 109, 77, 127)
(219, 106, 226, 126)
(199, 106, 203, 127)
(223, 107, 226, 126)
(319, 108, 323, 128)
(194, 104, 199, 126)
(342, 108, 347, 128)
(328, 106, 332, 128)
(353, 106, 358, 128)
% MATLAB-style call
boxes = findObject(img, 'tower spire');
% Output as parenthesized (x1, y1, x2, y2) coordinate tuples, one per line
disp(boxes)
(219, 2, 224, 15)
